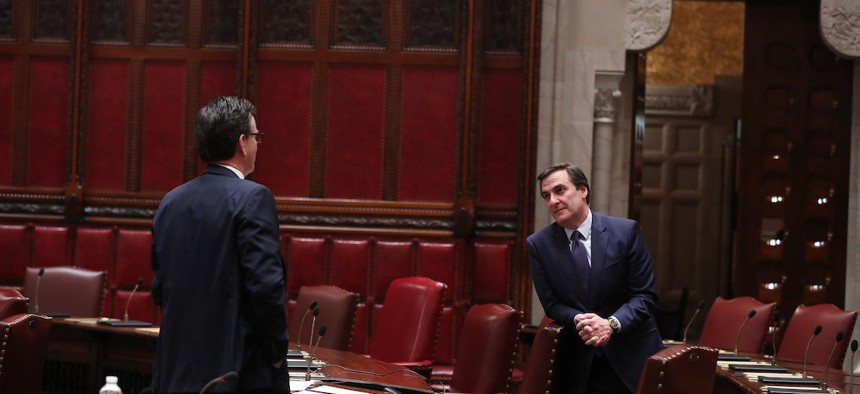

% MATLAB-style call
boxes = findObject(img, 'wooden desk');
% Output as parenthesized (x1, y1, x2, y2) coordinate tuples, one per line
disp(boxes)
(713, 353, 855, 394)
(46, 318, 433, 394)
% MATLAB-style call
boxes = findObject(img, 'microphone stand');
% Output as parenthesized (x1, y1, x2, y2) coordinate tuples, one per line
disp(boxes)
(124, 277, 143, 321)
(306, 325, 327, 381)
(849, 339, 858, 394)
(34, 267, 45, 314)
(296, 300, 318, 352)
(307, 306, 320, 356)
(821, 331, 844, 390)
(682, 300, 705, 343)
(802, 325, 823, 378)
(199, 371, 237, 394)
(98, 277, 151, 327)
(734, 310, 756, 355)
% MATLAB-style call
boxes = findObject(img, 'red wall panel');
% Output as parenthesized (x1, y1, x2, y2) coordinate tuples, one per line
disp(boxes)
(472, 241, 511, 303)
(0, 225, 27, 283)
(371, 240, 412, 298)
(477, 70, 520, 205)
(329, 239, 370, 295)
(75, 227, 113, 273)
(0, 58, 11, 185)
(115, 229, 154, 286)
(32, 226, 70, 267)
(325, 66, 385, 199)
(286, 237, 326, 292)
(141, 62, 185, 192)
(28, 58, 69, 187)
(200, 62, 237, 105)
(254, 63, 312, 196)
(87, 61, 128, 191)
(416, 241, 459, 302)
(399, 67, 458, 201)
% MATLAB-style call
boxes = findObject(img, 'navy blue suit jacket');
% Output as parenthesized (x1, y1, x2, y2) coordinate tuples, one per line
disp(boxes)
(151, 165, 289, 393)
(527, 212, 662, 393)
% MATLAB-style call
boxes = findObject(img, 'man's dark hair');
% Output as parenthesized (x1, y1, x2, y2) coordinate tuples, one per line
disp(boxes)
(195, 96, 256, 162)
(537, 162, 591, 204)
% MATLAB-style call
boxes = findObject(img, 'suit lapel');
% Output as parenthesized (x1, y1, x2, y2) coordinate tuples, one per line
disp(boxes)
(588, 213, 608, 302)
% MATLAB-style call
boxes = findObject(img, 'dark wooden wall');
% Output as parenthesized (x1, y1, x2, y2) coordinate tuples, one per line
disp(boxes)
(0, 0, 541, 363)
(736, 1, 853, 329)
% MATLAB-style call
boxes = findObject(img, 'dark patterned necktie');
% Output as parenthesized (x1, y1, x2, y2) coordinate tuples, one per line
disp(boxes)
(571, 230, 590, 292)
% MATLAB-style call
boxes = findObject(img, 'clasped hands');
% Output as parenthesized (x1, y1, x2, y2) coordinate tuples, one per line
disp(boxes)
(574, 313, 612, 347)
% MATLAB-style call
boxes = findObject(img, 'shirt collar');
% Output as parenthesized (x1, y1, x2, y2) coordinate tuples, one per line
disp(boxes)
(215, 164, 244, 179)
(564, 209, 592, 241)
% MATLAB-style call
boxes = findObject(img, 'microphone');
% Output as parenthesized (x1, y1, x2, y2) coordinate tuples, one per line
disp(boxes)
(34, 268, 45, 314)
(802, 324, 823, 378)
(97, 277, 151, 327)
(821, 331, 844, 390)
(682, 300, 706, 343)
(199, 371, 237, 394)
(734, 309, 757, 355)
(124, 277, 144, 321)
(295, 300, 319, 352)
(306, 325, 328, 381)
(306, 306, 320, 355)
(770, 306, 781, 365)
(849, 339, 858, 394)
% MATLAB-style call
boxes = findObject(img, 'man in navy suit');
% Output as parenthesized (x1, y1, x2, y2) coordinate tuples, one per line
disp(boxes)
(528, 162, 662, 393)
(151, 97, 289, 393)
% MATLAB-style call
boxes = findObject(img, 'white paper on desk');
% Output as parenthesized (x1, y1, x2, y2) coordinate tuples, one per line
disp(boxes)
(717, 360, 770, 369)
(742, 371, 799, 379)
(64, 317, 102, 324)
(309, 385, 368, 394)
(761, 385, 833, 392)
(289, 380, 318, 392)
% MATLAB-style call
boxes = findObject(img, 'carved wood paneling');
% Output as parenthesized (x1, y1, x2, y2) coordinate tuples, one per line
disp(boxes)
(0, 0, 542, 364)
(739, 2, 851, 321)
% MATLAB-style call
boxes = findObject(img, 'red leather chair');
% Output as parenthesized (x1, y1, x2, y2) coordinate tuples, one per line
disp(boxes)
(698, 296, 775, 353)
(0, 289, 29, 319)
(289, 285, 359, 351)
(637, 344, 718, 394)
(776, 303, 857, 368)
(369, 277, 447, 370)
(436, 304, 521, 394)
(518, 318, 564, 394)
(22, 266, 106, 317)
(0, 313, 53, 394)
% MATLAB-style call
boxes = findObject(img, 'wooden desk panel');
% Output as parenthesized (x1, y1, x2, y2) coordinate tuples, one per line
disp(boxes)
(713, 353, 855, 394)
(46, 319, 433, 394)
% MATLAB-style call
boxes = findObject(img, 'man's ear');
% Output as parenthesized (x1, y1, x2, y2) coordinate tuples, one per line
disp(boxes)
(237, 134, 248, 156)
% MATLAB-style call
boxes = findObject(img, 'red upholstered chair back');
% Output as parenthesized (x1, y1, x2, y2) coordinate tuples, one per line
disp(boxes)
(637, 344, 718, 394)
(449, 303, 521, 394)
(518, 317, 563, 394)
(0, 289, 29, 320)
(22, 266, 106, 317)
(0, 313, 53, 394)
(289, 285, 359, 351)
(776, 303, 857, 368)
(699, 296, 775, 353)
(370, 276, 447, 364)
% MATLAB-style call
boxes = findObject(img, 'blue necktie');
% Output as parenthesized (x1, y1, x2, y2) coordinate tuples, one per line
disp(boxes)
(571, 230, 590, 292)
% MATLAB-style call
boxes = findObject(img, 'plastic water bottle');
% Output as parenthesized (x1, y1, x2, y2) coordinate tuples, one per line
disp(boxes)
(99, 376, 123, 394)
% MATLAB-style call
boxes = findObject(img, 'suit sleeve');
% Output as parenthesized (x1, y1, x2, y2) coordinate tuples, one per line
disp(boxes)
(237, 186, 289, 364)
(613, 221, 659, 331)
(528, 236, 584, 327)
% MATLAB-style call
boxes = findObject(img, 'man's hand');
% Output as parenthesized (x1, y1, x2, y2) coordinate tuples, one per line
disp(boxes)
(575, 313, 612, 347)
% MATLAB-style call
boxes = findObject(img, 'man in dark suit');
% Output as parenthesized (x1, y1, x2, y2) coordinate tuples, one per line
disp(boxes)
(151, 97, 289, 393)
(528, 162, 662, 393)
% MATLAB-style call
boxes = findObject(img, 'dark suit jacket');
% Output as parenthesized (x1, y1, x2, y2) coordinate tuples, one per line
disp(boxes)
(527, 211, 662, 393)
(151, 165, 289, 393)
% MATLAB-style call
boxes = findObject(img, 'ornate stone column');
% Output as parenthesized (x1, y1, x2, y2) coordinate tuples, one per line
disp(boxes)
(592, 87, 621, 214)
